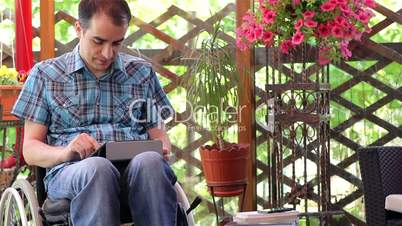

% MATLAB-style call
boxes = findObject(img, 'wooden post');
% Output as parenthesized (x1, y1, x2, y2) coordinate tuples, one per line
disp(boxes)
(236, 0, 256, 211)
(40, 0, 55, 60)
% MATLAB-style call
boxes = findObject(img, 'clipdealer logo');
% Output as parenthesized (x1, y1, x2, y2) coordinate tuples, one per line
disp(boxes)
(127, 98, 247, 131)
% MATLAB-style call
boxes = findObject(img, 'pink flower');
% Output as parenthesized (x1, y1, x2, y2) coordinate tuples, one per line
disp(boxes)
(303, 11, 315, 19)
(357, 11, 370, 23)
(318, 47, 331, 65)
(334, 16, 350, 28)
(262, 10, 277, 24)
(334, 16, 346, 26)
(236, 27, 246, 37)
(336, 0, 347, 5)
(351, 27, 363, 41)
(318, 24, 331, 37)
(253, 24, 264, 40)
(321, 2, 336, 12)
(236, 0, 376, 61)
(294, 19, 304, 31)
(364, 0, 377, 8)
(259, 5, 267, 12)
(292, 0, 301, 6)
(305, 20, 318, 28)
(291, 31, 304, 45)
(339, 4, 352, 14)
(262, 31, 274, 46)
(331, 25, 345, 38)
(340, 41, 352, 59)
(242, 23, 264, 43)
(342, 24, 355, 39)
(357, 10, 375, 24)
(245, 29, 256, 43)
(280, 40, 293, 54)
(236, 38, 248, 51)
(236, 27, 251, 43)
(242, 12, 256, 24)
(244, 23, 264, 43)
(329, 0, 338, 5)
(280, 43, 288, 54)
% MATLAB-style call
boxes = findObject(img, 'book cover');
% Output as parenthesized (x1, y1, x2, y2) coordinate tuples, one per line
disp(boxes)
(233, 210, 299, 224)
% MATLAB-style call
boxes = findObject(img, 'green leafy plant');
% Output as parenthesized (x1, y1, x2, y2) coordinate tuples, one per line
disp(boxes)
(186, 22, 239, 150)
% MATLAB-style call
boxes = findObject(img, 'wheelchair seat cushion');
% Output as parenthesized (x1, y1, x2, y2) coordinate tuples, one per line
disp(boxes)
(42, 198, 71, 224)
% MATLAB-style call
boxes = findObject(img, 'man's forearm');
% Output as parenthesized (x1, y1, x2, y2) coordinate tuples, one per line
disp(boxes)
(23, 139, 68, 168)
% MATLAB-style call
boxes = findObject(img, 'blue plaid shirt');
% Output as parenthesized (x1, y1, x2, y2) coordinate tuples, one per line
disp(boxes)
(12, 45, 174, 147)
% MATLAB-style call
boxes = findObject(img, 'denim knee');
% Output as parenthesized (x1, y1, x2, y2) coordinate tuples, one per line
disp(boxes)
(72, 157, 120, 193)
(131, 151, 163, 169)
(126, 152, 176, 184)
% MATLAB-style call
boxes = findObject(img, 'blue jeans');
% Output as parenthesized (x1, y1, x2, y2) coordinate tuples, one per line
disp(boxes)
(45, 152, 178, 226)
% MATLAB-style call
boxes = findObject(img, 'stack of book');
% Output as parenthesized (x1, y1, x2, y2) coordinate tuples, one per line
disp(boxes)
(230, 210, 299, 226)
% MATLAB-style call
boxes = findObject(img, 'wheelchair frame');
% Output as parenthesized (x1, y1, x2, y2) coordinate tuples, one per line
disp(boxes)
(0, 167, 197, 226)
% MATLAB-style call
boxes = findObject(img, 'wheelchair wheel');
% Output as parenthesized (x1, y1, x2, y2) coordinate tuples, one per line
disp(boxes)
(0, 179, 43, 226)
(175, 183, 195, 226)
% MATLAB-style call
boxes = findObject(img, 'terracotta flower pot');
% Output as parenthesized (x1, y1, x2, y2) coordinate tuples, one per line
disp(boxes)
(0, 85, 22, 120)
(200, 143, 249, 197)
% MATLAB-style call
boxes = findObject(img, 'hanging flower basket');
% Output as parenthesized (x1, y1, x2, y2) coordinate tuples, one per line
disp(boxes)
(236, 0, 376, 64)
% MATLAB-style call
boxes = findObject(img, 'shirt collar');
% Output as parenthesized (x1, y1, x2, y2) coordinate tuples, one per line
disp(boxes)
(65, 45, 86, 75)
(65, 45, 126, 76)
(112, 54, 124, 73)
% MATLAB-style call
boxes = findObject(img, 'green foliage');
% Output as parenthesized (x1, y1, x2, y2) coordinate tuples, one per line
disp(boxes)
(185, 22, 239, 148)
(0, 65, 19, 85)
(0, 127, 16, 160)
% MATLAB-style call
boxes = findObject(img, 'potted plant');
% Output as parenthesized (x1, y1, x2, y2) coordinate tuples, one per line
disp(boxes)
(186, 23, 249, 197)
(0, 65, 26, 121)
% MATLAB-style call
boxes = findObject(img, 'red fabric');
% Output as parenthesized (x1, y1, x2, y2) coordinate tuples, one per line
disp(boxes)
(15, 0, 33, 74)
(1, 0, 32, 169)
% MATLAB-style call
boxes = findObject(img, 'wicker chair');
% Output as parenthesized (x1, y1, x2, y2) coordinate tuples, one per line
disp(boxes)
(358, 146, 402, 226)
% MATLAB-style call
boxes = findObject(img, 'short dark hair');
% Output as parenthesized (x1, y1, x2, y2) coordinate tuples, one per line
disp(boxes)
(78, 0, 131, 29)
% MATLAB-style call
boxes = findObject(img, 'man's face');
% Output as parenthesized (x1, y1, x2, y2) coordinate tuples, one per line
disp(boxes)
(75, 13, 128, 77)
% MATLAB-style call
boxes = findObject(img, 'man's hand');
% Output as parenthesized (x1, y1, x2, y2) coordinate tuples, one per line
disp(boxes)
(64, 133, 101, 161)
(162, 147, 170, 161)
(147, 122, 172, 161)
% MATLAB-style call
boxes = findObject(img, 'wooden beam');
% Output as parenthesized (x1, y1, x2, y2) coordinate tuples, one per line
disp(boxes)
(236, 0, 256, 211)
(40, 0, 55, 60)
(373, 3, 402, 25)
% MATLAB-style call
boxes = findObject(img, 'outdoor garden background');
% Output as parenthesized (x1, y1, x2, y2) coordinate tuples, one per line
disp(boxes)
(0, 0, 401, 225)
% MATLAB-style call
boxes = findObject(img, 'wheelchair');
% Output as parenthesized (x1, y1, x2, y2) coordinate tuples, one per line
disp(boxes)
(0, 166, 201, 226)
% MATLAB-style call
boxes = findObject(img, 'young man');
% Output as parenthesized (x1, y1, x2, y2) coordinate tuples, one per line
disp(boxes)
(12, 0, 177, 225)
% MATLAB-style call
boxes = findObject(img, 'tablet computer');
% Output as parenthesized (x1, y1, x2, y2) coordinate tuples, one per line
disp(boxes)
(91, 140, 163, 161)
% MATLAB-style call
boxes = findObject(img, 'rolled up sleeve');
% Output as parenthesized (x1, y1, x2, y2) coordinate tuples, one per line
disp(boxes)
(12, 64, 50, 126)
